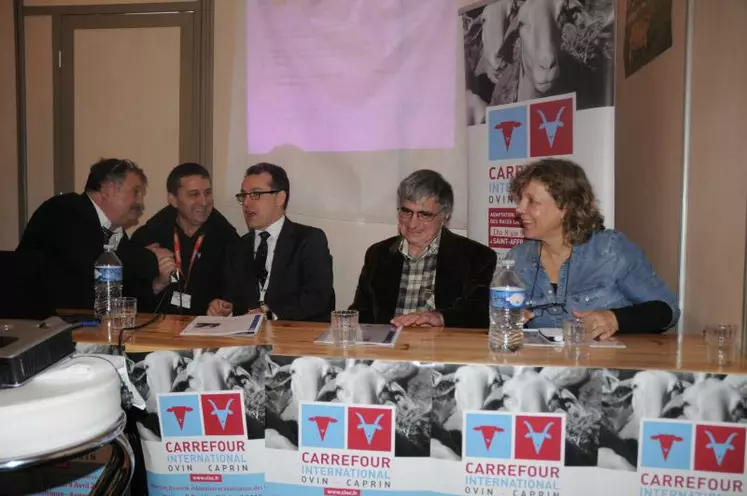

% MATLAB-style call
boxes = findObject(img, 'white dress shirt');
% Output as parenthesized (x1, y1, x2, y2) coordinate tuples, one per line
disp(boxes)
(88, 194, 123, 249)
(254, 215, 285, 301)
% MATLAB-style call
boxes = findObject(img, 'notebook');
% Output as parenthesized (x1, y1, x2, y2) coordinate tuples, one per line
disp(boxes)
(315, 324, 403, 347)
(523, 328, 626, 348)
(179, 314, 265, 338)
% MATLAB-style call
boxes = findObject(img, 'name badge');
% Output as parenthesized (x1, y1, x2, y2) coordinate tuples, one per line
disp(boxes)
(171, 291, 192, 309)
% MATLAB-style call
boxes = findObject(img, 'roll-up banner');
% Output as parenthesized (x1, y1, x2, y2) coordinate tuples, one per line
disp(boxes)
(462, 0, 616, 256)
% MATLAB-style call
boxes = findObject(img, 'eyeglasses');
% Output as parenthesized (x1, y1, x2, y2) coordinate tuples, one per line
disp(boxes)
(526, 302, 569, 317)
(398, 207, 440, 223)
(235, 190, 280, 204)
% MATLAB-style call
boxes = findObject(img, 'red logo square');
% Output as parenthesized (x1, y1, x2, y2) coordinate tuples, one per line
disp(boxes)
(694, 424, 746, 474)
(200, 392, 245, 436)
(514, 415, 563, 462)
(529, 97, 574, 157)
(347, 406, 393, 452)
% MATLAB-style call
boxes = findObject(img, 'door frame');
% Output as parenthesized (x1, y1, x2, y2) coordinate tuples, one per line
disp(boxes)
(16, 0, 213, 226)
(59, 12, 195, 193)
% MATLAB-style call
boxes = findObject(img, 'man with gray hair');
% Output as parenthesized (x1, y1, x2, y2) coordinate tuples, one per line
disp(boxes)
(351, 170, 497, 328)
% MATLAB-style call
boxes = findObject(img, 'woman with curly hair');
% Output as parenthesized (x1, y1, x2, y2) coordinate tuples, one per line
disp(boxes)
(507, 158, 679, 340)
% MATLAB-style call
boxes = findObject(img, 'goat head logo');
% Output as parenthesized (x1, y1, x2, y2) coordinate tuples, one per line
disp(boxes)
(650, 433, 684, 461)
(474, 425, 504, 451)
(704, 431, 737, 466)
(207, 398, 234, 431)
(536, 107, 565, 148)
(524, 420, 554, 454)
(166, 405, 193, 430)
(309, 416, 338, 441)
(494, 120, 522, 150)
(355, 412, 384, 446)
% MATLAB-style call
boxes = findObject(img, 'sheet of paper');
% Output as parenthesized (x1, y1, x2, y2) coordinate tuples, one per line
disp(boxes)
(180, 314, 265, 337)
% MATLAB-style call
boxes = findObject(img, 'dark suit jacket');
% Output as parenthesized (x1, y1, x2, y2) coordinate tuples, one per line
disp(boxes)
(130, 206, 240, 315)
(351, 228, 497, 329)
(16, 193, 156, 310)
(222, 218, 334, 322)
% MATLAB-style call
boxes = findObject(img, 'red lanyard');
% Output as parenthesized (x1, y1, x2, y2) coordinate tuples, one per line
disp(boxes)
(173, 228, 205, 290)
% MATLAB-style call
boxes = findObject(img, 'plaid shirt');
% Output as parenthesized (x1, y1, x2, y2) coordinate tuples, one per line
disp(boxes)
(395, 232, 441, 316)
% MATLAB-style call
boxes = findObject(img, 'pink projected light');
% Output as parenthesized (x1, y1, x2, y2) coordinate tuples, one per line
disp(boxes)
(246, 0, 456, 154)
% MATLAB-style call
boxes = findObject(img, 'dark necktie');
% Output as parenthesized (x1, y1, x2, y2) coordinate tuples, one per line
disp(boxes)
(102, 226, 115, 244)
(254, 231, 271, 289)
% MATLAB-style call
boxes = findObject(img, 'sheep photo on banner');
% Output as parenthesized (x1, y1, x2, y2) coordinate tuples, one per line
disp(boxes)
(462, 0, 616, 255)
(263, 356, 434, 495)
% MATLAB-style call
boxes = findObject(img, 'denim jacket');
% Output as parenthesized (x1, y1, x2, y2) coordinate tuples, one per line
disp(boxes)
(506, 229, 680, 329)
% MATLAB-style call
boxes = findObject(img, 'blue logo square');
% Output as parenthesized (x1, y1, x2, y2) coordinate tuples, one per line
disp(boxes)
(158, 393, 203, 438)
(640, 421, 693, 470)
(300, 403, 345, 450)
(464, 412, 512, 459)
(488, 106, 528, 161)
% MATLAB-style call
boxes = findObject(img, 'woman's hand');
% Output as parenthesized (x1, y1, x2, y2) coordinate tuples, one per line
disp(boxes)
(523, 308, 535, 323)
(573, 309, 619, 340)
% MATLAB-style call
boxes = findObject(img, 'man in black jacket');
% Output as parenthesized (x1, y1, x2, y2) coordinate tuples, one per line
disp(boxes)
(351, 170, 497, 329)
(17, 158, 163, 310)
(208, 163, 334, 322)
(130, 163, 240, 315)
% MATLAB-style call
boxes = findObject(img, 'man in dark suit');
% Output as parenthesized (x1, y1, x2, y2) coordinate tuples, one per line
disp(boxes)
(17, 158, 170, 310)
(130, 163, 239, 315)
(208, 163, 334, 322)
(351, 170, 497, 329)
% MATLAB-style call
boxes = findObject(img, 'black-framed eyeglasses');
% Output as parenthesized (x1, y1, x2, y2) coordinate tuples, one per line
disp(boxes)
(525, 243, 573, 317)
(397, 206, 440, 223)
(235, 190, 280, 204)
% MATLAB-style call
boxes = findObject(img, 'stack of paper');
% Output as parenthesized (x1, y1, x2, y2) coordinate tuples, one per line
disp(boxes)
(179, 314, 265, 337)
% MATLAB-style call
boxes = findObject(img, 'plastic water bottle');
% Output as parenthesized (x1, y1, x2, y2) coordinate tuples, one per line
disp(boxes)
(489, 259, 526, 353)
(94, 245, 123, 318)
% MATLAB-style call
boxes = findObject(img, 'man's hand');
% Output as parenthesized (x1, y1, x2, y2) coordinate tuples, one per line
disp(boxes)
(573, 309, 619, 340)
(146, 243, 177, 293)
(207, 299, 233, 317)
(391, 311, 445, 328)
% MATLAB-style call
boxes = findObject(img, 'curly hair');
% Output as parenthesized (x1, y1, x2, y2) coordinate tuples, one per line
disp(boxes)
(509, 159, 604, 245)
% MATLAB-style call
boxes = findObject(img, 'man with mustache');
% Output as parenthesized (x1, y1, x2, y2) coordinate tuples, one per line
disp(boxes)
(130, 163, 239, 315)
(17, 158, 163, 310)
(208, 162, 334, 321)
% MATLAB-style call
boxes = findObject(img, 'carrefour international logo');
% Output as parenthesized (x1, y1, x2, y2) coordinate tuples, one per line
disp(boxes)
(464, 411, 565, 462)
(299, 402, 394, 453)
(157, 391, 246, 438)
(640, 419, 746, 474)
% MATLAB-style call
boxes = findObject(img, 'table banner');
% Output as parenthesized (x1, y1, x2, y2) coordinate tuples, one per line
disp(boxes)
(597, 369, 747, 496)
(263, 356, 434, 495)
(126, 345, 272, 496)
(430, 364, 602, 496)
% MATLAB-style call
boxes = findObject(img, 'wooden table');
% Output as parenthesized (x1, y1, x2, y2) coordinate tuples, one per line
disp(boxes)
(72, 314, 747, 373)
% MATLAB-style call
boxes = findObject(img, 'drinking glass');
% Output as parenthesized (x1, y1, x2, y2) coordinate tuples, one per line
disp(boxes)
(563, 317, 592, 360)
(331, 310, 359, 348)
(112, 297, 137, 330)
(703, 324, 737, 366)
